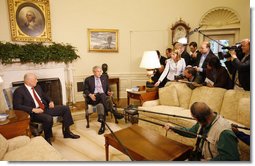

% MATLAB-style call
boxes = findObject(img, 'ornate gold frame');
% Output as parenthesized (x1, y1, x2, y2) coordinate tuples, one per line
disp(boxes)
(8, 0, 52, 42)
(88, 29, 119, 52)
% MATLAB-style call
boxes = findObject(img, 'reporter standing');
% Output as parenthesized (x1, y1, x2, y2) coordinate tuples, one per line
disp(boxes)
(230, 39, 250, 91)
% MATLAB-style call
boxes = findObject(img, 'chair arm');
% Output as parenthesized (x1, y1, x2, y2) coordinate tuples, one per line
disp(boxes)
(7, 136, 30, 152)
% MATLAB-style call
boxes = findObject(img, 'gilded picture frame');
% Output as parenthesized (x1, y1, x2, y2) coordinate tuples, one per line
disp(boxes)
(88, 29, 119, 52)
(8, 0, 52, 42)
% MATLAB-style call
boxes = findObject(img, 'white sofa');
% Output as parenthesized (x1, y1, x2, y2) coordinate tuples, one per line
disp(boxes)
(0, 134, 65, 161)
(138, 82, 250, 161)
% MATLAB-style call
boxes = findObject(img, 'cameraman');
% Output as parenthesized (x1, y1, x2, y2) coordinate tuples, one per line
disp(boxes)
(229, 39, 250, 91)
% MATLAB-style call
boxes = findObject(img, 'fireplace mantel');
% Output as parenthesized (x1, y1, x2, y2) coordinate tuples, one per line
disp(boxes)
(0, 62, 73, 105)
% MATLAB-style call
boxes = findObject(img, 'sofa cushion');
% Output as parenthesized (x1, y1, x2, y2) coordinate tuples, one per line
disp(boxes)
(189, 86, 226, 113)
(165, 82, 192, 109)
(0, 134, 8, 160)
(220, 90, 250, 123)
(159, 85, 179, 107)
(237, 98, 250, 127)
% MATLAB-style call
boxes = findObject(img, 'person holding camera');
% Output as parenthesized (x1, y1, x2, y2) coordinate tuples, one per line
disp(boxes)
(229, 39, 250, 91)
(164, 102, 240, 161)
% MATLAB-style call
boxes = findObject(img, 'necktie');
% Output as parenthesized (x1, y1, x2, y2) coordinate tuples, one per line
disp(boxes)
(32, 88, 45, 110)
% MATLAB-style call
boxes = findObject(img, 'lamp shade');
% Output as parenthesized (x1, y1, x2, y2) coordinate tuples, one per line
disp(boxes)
(0, 76, 3, 84)
(139, 51, 161, 69)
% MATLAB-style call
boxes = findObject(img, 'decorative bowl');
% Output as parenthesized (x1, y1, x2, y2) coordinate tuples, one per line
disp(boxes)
(0, 114, 9, 122)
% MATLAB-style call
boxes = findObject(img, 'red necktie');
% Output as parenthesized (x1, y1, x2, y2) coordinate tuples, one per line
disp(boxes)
(32, 88, 45, 110)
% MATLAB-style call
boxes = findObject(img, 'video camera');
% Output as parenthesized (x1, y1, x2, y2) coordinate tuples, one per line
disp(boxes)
(220, 43, 242, 58)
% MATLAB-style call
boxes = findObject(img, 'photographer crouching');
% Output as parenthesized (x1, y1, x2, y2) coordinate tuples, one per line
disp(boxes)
(229, 39, 250, 91)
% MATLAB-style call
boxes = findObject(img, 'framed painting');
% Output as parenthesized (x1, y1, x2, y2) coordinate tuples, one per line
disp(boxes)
(88, 29, 119, 52)
(8, 0, 52, 42)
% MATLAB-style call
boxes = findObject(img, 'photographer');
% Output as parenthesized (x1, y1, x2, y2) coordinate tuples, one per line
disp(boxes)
(229, 39, 250, 91)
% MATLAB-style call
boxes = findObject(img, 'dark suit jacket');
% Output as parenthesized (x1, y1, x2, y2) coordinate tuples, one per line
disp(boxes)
(13, 85, 51, 114)
(83, 75, 109, 103)
(232, 55, 250, 91)
(194, 51, 216, 81)
(206, 67, 233, 89)
(181, 50, 192, 66)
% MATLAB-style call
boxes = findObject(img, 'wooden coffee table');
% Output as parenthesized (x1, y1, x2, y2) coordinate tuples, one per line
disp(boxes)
(0, 110, 30, 139)
(104, 125, 193, 161)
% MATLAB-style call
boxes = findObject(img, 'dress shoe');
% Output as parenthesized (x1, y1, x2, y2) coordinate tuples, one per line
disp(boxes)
(98, 124, 105, 135)
(63, 131, 80, 139)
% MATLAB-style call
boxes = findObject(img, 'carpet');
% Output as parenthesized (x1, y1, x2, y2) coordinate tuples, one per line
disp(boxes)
(51, 114, 132, 161)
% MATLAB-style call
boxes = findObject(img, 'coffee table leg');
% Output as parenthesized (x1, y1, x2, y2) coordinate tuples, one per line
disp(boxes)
(105, 139, 109, 161)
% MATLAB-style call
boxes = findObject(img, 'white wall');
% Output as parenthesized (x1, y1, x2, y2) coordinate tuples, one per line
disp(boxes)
(0, 0, 250, 102)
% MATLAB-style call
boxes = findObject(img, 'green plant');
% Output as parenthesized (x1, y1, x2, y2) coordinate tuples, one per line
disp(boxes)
(0, 42, 80, 64)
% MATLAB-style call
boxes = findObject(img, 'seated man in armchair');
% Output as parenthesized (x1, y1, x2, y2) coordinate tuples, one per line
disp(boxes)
(13, 73, 80, 145)
(83, 66, 123, 135)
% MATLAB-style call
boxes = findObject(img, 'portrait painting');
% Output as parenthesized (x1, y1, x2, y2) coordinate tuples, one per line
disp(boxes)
(88, 29, 119, 52)
(8, 0, 52, 42)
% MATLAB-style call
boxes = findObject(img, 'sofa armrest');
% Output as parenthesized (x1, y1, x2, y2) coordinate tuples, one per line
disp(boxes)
(141, 99, 160, 107)
(7, 136, 30, 152)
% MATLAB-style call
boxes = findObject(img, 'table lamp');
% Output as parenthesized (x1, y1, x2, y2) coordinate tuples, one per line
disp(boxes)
(139, 51, 161, 88)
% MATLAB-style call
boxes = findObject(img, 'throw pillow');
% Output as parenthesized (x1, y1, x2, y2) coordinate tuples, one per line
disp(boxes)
(0, 134, 8, 160)
(159, 85, 179, 107)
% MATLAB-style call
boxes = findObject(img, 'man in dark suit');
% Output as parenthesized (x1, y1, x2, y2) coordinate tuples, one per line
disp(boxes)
(13, 73, 80, 145)
(230, 39, 250, 91)
(83, 66, 123, 135)
(194, 41, 216, 82)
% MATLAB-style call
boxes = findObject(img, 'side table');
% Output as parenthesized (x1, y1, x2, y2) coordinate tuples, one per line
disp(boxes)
(0, 110, 30, 139)
(127, 90, 158, 106)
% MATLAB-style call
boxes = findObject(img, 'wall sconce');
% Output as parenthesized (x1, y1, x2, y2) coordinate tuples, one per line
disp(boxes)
(139, 51, 161, 88)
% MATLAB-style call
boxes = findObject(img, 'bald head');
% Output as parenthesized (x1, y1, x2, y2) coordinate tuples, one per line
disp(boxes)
(241, 39, 250, 55)
(24, 73, 38, 87)
(190, 102, 213, 124)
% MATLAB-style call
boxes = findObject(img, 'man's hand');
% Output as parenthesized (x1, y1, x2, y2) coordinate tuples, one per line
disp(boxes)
(32, 108, 44, 114)
(89, 93, 96, 101)
(49, 101, 54, 108)
(164, 123, 175, 131)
